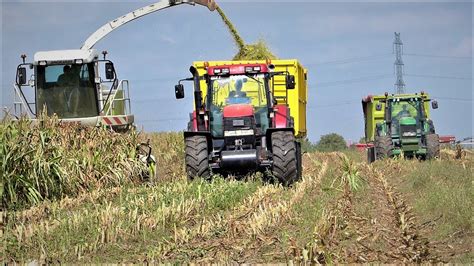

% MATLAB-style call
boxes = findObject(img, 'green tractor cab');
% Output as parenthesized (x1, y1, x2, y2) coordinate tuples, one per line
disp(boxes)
(362, 92, 440, 162)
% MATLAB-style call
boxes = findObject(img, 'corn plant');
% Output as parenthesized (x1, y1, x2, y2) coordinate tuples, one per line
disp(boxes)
(1, 115, 147, 210)
(336, 154, 363, 192)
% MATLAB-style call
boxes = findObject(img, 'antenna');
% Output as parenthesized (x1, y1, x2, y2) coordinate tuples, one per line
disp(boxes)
(393, 32, 405, 94)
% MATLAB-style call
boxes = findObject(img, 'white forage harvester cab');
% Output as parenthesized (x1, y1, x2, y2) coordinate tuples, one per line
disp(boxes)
(14, 49, 133, 130)
(13, 0, 216, 130)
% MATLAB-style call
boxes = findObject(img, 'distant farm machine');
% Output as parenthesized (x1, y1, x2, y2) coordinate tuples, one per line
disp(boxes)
(13, 0, 215, 130)
(362, 92, 440, 162)
(175, 60, 307, 185)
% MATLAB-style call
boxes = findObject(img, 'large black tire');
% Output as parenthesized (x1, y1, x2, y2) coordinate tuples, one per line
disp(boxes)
(375, 135, 393, 160)
(271, 131, 298, 186)
(426, 134, 440, 160)
(185, 136, 210, 180)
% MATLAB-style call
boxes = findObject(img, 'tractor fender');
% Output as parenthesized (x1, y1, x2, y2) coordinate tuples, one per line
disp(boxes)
(183, 131, 213, 152)
(273, 104, 292, 129)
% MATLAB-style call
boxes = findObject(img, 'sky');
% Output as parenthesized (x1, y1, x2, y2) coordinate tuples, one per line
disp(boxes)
(1, 0, 472, 143)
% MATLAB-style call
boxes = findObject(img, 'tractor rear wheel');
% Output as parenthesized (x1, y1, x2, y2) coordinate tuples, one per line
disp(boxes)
(185, 135, 210, 180)
(271, 131, 298, 186)
(375, 135, 393, 159)
(426, 133, 440, 159)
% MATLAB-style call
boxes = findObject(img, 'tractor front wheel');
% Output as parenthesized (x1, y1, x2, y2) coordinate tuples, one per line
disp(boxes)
(185, 135, 210, 180)
(375, 135, 393, 159)
(426, 134, 440, 160)
(271, 131, 298, 186)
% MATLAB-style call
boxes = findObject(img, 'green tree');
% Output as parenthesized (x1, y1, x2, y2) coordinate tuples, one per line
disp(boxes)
(299, 137, 317, 153)
(315, 133, 347, 152)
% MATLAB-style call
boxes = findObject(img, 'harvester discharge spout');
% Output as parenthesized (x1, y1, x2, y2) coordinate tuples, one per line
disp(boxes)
(193, 0, 217, 11)
(80, 0, 216, 50)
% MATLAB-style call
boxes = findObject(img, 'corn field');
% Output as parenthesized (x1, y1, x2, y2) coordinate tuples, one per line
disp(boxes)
(1, 115, 147, 210)
(1, 119, 472, 263)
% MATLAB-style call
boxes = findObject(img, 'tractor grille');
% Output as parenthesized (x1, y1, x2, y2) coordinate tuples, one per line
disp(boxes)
(400, 124, 417, 137)
(223, 117, 254, 131)
(223, 116, 256, 149)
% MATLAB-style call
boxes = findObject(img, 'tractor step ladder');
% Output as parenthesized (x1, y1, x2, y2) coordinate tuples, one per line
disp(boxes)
(100, 80, 132, 116)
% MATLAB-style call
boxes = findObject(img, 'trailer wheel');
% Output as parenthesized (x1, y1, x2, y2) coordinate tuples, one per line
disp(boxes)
(185, 135, 210, 180)
(426, 134, 440, 160)
(296, 141, 303, 180)
(375, 135, 393, 159)
(367, 146, 376, 163)
(271, 131, 298, 186)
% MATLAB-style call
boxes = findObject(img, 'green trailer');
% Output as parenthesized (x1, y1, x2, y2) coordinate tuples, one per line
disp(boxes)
(362, 92, 440, 162)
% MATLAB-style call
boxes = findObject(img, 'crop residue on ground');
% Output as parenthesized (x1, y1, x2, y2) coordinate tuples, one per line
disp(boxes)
(3, 130, 472, 263)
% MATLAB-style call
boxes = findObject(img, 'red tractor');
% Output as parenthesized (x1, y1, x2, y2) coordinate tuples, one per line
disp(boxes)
(175, 60, 307, 185)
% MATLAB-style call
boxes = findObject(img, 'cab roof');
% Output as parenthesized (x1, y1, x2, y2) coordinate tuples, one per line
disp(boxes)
(207, 63, 269, 76)
(34, 49, 99, 65)
(363, 92, 430, 103)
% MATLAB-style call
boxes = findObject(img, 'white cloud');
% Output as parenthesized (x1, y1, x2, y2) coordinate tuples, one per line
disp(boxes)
(160, 34, 177, 44)
(450, 37, 473, 57)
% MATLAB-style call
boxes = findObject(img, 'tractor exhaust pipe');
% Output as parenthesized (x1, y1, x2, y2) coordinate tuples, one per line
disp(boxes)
(190, 66, 203, 112)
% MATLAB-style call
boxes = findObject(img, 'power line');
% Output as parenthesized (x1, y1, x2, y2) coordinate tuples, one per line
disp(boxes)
(136, 118, 188, 123)
(313, 74, 392, 87)
(133, 98, 183, 103)
(307, 101, 360, 109)
(305, 53, 391, 66)
(404, 53, 472, 60)
(129, 76, 182, 83)
(312, 71, 471, 88)
(433, 96, 473, 102)
(405, 74, 472, 80)
(129, 72, 470, 97)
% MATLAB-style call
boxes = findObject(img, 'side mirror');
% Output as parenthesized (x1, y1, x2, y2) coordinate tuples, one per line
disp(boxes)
(375, 103, 382, 111)
(431, 100, 438, 109)
(17, 67, 27, 85)
(105, 62, 115, 80)
(175, 84, 185, 99)
(286, 75, 296, 90)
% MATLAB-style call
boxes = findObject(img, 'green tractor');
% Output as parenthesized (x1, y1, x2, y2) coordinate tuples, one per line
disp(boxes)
(362, 92, 440, 162)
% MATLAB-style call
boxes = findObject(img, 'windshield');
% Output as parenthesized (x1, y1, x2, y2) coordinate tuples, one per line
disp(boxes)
(390, 99, 422, 135)
(208, 74, 268, 108)
(36, 63, 98, 118)
(207, 74, 269, 137)
(391, 100, 421, 120)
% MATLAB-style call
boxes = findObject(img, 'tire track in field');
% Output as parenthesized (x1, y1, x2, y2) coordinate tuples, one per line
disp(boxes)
(239, 153, 339, 262)
(162, 181, 284, 259)
(287, 153, 358, 264)
(345, 165, 437, 263)
(195, 159, 328, 263)
(164, 158, 328, 262)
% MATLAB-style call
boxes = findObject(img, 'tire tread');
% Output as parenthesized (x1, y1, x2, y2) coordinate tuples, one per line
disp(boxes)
(185, 136, 210, 179)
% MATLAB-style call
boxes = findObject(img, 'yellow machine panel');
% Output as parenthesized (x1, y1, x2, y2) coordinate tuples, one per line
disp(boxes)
(193, 59, 308, 138)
